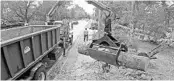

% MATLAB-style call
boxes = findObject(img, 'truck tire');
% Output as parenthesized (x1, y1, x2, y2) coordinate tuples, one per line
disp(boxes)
(33, 66, 46, 80)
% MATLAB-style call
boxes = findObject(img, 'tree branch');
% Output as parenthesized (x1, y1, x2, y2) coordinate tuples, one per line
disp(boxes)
(14, 10, 25, 20)
(28, 6, 42, 22)
(18, 6, 25, 16)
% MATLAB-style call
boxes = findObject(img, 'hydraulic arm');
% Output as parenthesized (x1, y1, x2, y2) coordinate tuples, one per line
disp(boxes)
(86, 0, 128, 52)
(46, 1, 64, 25)
(87, 1, 112, 34)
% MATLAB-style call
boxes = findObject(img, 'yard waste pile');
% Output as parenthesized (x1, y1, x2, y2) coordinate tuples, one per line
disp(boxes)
(51, 52, 153, 80)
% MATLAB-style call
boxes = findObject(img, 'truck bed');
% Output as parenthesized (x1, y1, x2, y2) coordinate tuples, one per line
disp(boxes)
(1, 25, 54, 42)
(1, 25, 61, 80)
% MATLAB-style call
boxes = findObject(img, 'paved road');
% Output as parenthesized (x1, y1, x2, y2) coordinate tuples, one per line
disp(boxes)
(59, 20, 90, 72)
(47, 20, 95, 80)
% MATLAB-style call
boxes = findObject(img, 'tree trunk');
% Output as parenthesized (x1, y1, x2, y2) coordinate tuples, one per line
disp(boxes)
(78, 45, 150, 71)
(118, 53, 149, 71)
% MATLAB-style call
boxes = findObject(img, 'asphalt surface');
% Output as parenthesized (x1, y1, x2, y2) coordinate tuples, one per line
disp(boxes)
(47, 20, 94, 80)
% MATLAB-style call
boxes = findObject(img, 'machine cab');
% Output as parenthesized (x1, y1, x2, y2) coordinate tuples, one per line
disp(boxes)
(53, 21, 64, 35)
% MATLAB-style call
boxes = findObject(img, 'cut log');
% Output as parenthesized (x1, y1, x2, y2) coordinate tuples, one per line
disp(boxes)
(118, 53, 150, 71)
(78, 45, 150, 71)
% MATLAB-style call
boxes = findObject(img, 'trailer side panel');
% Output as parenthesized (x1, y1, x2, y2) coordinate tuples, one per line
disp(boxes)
(1, 26, 61, 80)
(1, 48, 11, 80)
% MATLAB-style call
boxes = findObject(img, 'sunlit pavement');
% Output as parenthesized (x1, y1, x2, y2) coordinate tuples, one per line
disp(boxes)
(60, 20, 92, 71)
(52, 19, 102, 80)
(47, 19, 96, 80)
(51, 19, 110, 80)
(72, 20, 88, 42)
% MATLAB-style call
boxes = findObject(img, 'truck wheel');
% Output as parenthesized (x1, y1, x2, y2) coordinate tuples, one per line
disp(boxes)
(33, 66, 46, 80)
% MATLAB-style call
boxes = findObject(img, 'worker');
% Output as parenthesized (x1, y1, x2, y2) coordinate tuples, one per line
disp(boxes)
(84, 28, 89, 42)
(69, 23, 73, 45)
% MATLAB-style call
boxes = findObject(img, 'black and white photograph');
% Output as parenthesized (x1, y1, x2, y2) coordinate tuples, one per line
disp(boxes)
(1, 0, 174, 80)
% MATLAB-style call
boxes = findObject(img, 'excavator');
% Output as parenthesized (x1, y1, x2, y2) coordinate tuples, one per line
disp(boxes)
(83, 1, 130, 71)
(86, 1, 128, 52)
(46, 0, 152, 72)
(82, 1, 170, 72)
(78, 1, 158, 72)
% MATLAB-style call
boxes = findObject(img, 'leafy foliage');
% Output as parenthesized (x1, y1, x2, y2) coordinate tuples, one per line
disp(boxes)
(1, 1, 41, 24)
(1, 1, 89, 25)
(108, 1, 172, 38)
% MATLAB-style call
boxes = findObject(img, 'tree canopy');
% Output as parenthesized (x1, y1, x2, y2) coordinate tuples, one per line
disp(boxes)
(1, 1, 90, 25)
(96, 1, 174, 39)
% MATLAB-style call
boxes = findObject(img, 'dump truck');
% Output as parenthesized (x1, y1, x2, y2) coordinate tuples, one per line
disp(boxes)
(1, 0, 75, 79)
(1, 21, 74, 80)
(1, 25, 68, 80)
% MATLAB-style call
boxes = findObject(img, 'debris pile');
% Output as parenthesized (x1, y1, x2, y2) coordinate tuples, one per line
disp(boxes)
(53, 57, 153, 80)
